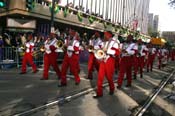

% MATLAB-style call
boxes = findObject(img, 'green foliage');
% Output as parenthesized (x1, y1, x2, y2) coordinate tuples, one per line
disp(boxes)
(64, 8, 69, 17)
(49, 3, 60, 14)
(26, 0, 35, 11)
(169, 0, 175, 8)
(88, 16, 95, 24)
(77, 12, 83, 22)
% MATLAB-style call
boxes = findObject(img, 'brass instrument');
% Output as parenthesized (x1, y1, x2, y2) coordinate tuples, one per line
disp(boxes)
(56, 40, 64, 49)
(94, 42, 108, 60)
(94, 49, 106, 60)
(55, 40, 65, 52)
(32, 45, 44, 58)
(88, 45, 94, 52)
(19, 45, 26, 56)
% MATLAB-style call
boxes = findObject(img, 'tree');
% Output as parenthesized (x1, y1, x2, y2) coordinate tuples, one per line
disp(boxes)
(169, 0, 175, 8)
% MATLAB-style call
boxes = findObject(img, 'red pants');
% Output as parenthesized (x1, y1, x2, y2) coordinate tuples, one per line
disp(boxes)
(147, 54, 155, 71)
(158, 57, 162, 69)
(115, 56, 120, 72)
(43, 52, 61, 79)
(61, 53, 80, 84)
(171, 52, 175, 61)
(96, 57, 115, 96)
(88, 53, 99, 79)
(117, 56, 132, 87)
(21, 52, 37, 72)
(133, 56, 138, 75)
(134, 56, 144, 76)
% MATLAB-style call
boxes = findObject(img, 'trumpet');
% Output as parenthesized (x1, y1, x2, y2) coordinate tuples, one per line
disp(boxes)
(88, 45, 94, 52)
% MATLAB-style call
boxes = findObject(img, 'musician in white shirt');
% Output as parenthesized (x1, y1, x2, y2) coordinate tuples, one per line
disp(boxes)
(146, 43, 156, 72)
(87, 32, 102, 80)
(93, 31, 120, 98)
(20, 34, 38, 74)
(133, 39, 148, 79)
(41, 33, 61, 80)
(59, 30, 81, 86)
(117, 35, 136, 88)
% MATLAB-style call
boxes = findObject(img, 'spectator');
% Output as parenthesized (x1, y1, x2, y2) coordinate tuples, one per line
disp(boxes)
(0, 35, 4, 61)
(21, 33, 26, 46)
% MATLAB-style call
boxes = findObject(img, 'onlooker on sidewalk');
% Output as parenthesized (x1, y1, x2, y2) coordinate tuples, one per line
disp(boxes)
(0, 35, 4, 61)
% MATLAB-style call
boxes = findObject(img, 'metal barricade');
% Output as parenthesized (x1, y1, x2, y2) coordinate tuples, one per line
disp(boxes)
(0, 47, 44, 69)
(0, 47, 88, 69)
(0, 47, 18, 69)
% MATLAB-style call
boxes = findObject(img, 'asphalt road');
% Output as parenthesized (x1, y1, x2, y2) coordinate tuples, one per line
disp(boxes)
(0, 61, 174, 116)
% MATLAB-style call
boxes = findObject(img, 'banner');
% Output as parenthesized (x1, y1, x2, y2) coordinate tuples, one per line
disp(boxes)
(7, 18, 36, 29)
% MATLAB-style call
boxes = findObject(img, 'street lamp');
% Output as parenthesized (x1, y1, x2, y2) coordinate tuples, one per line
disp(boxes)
(48, 0, 55, 33)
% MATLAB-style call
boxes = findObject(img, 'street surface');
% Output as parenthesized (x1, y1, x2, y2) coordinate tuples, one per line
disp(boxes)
(0, 61, 174, 116)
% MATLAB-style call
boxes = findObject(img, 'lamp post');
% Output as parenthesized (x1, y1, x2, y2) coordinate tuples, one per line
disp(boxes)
(50, 0, 55, 33)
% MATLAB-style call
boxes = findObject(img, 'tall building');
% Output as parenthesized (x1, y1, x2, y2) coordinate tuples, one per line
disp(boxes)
(147, 13, 159, 34)
(162, 31, 175, 44)
(148, 13, 154, 30)
(0, 0, 150, 35)
(153, 15, 159, 32)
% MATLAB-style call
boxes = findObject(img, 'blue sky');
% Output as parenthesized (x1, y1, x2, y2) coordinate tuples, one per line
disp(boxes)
(149, 0, 175, 31)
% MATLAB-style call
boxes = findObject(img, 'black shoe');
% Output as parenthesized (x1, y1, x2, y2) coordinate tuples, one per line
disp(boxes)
(125, 84, 131, 87)
(133, 74, 137, 79)
(93, 95, 103, 98)
(40, 78, 48, 80)
(147, 69, 149, 72)
(109, 91, 114, 95)
(117, 85, 121, 89)
(140, 74, 143, 78)
(33, 70, 39, 73)
(19, 72, 26, 74)
(86, 77, 93, 80)
(58, 83, 67, 87)
(57, 76, 61, 80)
(75, 82, 80, 85)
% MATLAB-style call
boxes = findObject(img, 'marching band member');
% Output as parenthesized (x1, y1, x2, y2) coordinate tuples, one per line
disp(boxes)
(133, 39, 148, 79)
(20, 34, 38, 74)
(113, 34, 121, 73)
(157, 46, 163, 69)
(87, 32, 102, 80)
(146, 43, 156, 72)
(161, 46, 168, 68)
(58, 29, 81, 86)
(93, 31, 120, 98)
(40, 33, 61, 80)
(117, 35, 137, 88)
(171, 48, 175, 61)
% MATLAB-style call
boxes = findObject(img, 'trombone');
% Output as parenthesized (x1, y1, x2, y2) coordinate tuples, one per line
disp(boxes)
(32, 45, 44, 57)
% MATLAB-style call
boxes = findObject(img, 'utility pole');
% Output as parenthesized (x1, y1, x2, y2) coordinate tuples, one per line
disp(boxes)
(50, 0, 55, 33)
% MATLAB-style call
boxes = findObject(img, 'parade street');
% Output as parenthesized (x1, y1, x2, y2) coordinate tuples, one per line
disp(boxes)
(0, 61, 174, 116)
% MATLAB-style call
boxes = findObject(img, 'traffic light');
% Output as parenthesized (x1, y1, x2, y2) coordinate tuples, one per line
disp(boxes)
(26, 0, 35, 11)
(0, 0, 5, 8)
